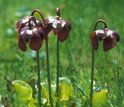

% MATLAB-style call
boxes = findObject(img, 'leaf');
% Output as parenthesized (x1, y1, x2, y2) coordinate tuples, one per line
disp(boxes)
(28, 78, 36, 98)
(41, 98, 47, 105)
(58, 77, 74, 101)
(12, 80, 32, 101)
(41, 82, 56, 106)
(28, 98, 39, 107)
(41, 82, 50, 105)
(93, 90, 108, 107)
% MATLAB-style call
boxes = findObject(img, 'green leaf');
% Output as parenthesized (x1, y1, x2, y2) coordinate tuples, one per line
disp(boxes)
(41, 98, 47, 105)
(93, 90, 108, 107)
(41, 82, 50, 105)
(28, 98, 39, 107)
(41, 82, 56, 106)
(28, 78, 36, 98)
(12, 80, 32, 101)
(58, 77, 74, 101)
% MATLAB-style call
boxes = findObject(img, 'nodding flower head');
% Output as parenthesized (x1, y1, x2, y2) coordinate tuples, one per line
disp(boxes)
(90, 20, 120, 51)
(44, 8, 72, 42)
(16, 16, 43, 32)
(16, 16, 45, 51)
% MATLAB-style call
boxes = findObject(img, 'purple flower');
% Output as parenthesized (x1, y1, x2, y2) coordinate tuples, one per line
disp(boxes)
(44, 16, 71, 42)
(16, 16, 45, 51)
(90, 28, 120, 51)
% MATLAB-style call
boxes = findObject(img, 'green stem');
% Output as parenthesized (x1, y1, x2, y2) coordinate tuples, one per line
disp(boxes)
(37, 51, 41, 106)
(90, 19, 107, 107)
(56, 37, 59, 107)
(90, 48, 94, 107)
(45, 39, 53, 107)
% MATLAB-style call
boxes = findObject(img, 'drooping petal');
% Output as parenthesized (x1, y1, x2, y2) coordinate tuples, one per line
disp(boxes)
(54, 19, 71, 42)
(45, 16, 56, 24)
(52, 19, 66, 30)
(32, 27, 45, 40)
(36, 19, 43, 28)
(18, 37, 26, 51)
(44, 16, 56, 38)
(64, 20, 72, 30)
(52, 20, 62, 29)
(57, 28, 69, 42)
(90, 32, 99, 50)
(112, 31, 120, 42)
(16, 16, 43, 32)
(16, 16, 31, 32)
(95, 29, 105, 41)
(19, 27, 33, 42)
(54, 29, 59, 35)
(29, 36, 43, 51)
(103, 36, 116, 51)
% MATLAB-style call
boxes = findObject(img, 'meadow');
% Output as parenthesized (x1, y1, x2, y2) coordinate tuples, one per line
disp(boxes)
(0, 0, 124, 106)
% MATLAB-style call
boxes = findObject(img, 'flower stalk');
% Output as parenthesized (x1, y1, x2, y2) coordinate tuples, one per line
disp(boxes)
(56, 36, 60, 107)
(36, 50, 41, 106)
(56, 8, 60, 107)
(31, 9, 53, 107)
(46, 38, 53, 107)
(90, 19, 107, 107)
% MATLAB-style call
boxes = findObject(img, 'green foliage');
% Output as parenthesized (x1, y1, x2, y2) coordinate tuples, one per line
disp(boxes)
(93, 90, 108, 107)
(12, 80, 32, 101)
(59, 77, 74, 101)
(41, 82, 51, 105)
(28, 98, 39, 107)
(0, 0, 124, 106)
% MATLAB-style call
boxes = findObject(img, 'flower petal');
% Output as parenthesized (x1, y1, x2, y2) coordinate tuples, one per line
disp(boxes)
(112, 31, 120, 42)
(43, 25, 52, 39)
(55, 20, 71, 42)
(45, 16, 56, 24)
(18, 37, 26, 51)
(32, 27, 45, 40)
(90, 32, 99, 50)
(103, 36, 116, 51)
(16, 16, 43, 32)
(29, 36, 43, 51)
(54, 29, 59, 35)
(19, 27, 33, 42)
(57, 29, 69, 42)
(95, 29, 105, 41)
(16, 16, 31, 32)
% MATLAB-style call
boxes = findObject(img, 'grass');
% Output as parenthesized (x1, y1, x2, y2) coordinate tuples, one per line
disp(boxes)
(0, 0, 124, 106)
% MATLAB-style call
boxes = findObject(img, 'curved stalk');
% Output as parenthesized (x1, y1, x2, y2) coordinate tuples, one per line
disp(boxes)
(28, 16, 37, 29)
(94, 19, 107, 30)
(37, 51, 41, 106)
(31, 9, 45, 26)
(90, 19, 107, 107)
(31, 9, 53, 107)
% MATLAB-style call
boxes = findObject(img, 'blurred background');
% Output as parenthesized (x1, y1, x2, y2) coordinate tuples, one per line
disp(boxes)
(0, 0, 124, 106)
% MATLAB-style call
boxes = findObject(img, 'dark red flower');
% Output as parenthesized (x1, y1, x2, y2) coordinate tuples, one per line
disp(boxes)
(16, 16, 45, 51)
(16, 16, 43, 32)
(90, 28, 120, 51)
(44, 16, 71, 42)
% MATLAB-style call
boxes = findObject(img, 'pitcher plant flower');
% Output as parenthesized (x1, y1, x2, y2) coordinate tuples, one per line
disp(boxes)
(44, 8, 72, 107)
(16, 16, 45, 51)
(90, 21, 120, 51)
(89, 19, 120, 107)
(44, 8, 71, 42)
(16, 9, 54, 107)
(31, 9, 53, 107)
